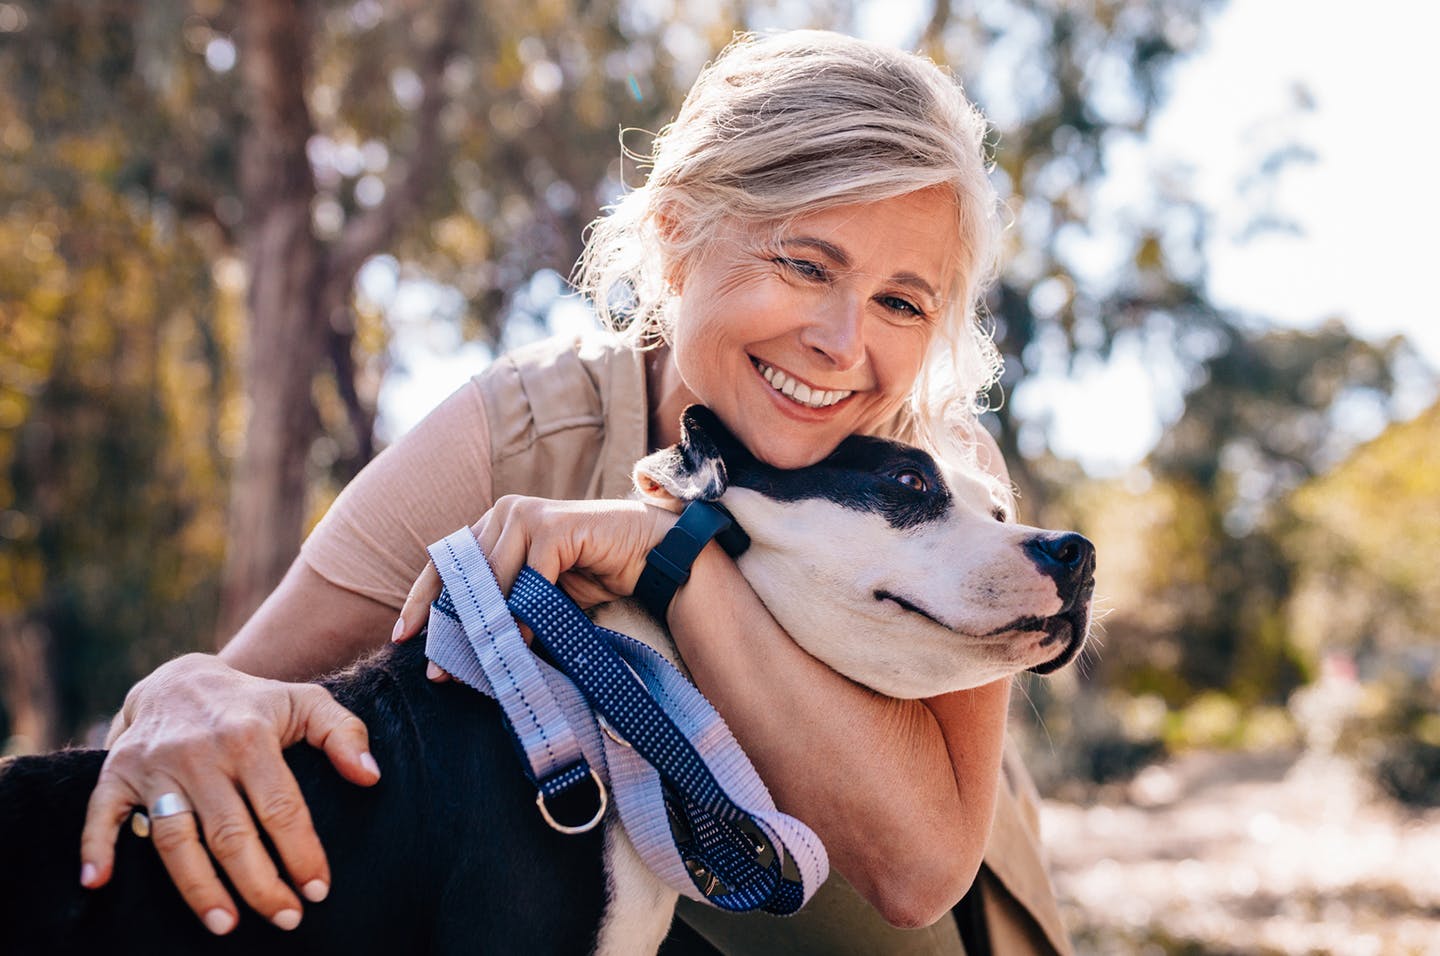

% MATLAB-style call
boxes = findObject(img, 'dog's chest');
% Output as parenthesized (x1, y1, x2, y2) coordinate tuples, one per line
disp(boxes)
(588, 600, 689, 676)
(594, 824, 681, 956)
(583, 599, 689, 955)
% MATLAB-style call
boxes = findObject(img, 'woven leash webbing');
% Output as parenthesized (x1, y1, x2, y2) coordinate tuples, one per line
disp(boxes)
(425, 530, 601, 812)
(424, 528, 828, 913)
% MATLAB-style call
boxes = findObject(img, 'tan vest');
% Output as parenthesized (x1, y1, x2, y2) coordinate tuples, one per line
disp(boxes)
(475, 334, 1072, 956)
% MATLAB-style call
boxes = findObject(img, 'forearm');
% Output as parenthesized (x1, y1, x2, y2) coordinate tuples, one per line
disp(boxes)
(668, 543, 1009, 927)
(220, 559, 399, 682)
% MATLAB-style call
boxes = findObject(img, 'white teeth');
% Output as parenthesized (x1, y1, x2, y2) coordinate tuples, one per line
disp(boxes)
(755, 361, 852, 409)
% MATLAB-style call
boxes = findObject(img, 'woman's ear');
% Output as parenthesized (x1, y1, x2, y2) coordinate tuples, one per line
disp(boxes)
(653, 201, 689, 293)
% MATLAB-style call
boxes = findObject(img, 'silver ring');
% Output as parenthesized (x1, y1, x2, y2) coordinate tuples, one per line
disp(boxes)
(150, 791, 194, 819)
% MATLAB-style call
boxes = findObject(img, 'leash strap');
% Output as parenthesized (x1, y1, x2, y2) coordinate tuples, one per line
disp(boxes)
(426, 530, 605, 831)
(424, 529, 828, 913)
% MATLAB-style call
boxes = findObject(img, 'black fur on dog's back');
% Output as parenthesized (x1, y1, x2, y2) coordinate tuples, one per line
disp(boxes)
(0, 639, 607, 955)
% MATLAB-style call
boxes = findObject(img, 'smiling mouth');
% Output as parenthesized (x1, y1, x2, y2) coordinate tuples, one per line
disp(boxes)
(879, 589, 1091, 674)
(752, 358, 853, 409)
(874, 590, 947, 628)
(1026, 607, 1088, 675)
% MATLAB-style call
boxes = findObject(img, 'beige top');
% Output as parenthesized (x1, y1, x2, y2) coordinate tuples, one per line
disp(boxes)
(300, 332, 1072, 956)
(301, 333, 648, 607)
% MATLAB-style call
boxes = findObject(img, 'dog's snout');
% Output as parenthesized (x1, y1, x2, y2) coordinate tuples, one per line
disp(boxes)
(1024, 532, 1095, 595)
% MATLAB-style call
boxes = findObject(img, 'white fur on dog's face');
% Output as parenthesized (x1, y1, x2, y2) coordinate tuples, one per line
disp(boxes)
(631, 410, 1092, 699)
(722, 462, 1081, 699)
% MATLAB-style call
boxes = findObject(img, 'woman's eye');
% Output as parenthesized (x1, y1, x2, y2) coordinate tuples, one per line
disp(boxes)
(880, 295, 924, 319)
(893, 469, 928, 493)
(775, 257, 827, 281)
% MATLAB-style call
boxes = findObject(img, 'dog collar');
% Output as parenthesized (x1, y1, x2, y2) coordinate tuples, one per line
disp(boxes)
(633, 500, 750, 623)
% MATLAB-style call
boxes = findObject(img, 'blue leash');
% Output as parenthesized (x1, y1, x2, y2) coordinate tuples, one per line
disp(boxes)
(424, 528, 828, 914)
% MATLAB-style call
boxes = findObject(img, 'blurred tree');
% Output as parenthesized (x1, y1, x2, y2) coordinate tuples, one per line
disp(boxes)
(1056, 323, 1433, 709)
(1284, 397, 1440, 663)
(217, 0, 471, 638)
(10, 0, 1355, 746)
(0, 37, 237, 749)
(919, 0, 1222, 509)
(1285, 400, 1440, 806)
(1, 0, 741, 743)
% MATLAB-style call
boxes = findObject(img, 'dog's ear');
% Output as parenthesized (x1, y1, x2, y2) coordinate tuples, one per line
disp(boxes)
(633, 405, 735, 503)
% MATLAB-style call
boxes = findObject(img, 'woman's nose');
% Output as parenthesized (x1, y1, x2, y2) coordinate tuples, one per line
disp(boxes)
(798, 298, 866, 370)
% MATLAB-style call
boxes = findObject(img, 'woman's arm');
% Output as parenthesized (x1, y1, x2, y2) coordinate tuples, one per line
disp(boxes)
(667, 423, 1015, 927)
(221, 559, 399, 679)
(81, 381, 496, 935)
(393, 424, 1018, 928)
(669, 545, 1008, 928)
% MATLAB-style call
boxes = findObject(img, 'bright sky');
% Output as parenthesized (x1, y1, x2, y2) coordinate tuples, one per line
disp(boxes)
(379, 0, 1440, 471)
(1014, 0, 1440, 473)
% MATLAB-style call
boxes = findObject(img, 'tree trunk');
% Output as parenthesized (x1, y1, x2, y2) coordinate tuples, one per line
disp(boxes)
(214, 0, 468, 643)
(0, 619, 61, 753)
(216, 0, 324, 642)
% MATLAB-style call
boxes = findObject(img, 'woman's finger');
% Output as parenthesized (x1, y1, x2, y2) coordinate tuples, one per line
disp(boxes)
(103, 709, 131, 748)
(486, 507, 541, 593)
(557, 569, 620, 609)
(393, 560, 441, 643)
(180, 774, 304, 931)
(79, 756, 144, 889)
(291, 683, 380, 787)
(237, 740, 331, 904)
(142, 782, 244, 936)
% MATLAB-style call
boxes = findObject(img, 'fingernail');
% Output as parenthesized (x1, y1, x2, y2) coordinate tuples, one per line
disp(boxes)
(80, 862, 97, 887)
(203, 909, 237, 935)
(390, 617, 404, 642)
(272, 908, 302, 931)
(360, 751, 380, 778)
(426, 661, 442, 680)
(302, 879, 330, 903)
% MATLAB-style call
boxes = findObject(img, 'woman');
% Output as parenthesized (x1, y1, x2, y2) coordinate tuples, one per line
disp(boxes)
(79, 30, 1070, 955)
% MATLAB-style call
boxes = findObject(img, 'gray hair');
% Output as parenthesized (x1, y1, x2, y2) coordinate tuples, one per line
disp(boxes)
(576, 30, 1005, 454)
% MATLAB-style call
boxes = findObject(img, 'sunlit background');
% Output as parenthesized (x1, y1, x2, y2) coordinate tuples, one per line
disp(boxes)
(2, 1, 1437, 953)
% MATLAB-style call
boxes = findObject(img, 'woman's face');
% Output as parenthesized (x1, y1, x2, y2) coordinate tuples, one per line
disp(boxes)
(669, 187, 961, 469)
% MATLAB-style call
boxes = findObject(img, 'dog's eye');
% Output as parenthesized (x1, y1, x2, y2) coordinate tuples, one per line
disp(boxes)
(892, 469, 928, 493)
(992, 507, 1008, 523)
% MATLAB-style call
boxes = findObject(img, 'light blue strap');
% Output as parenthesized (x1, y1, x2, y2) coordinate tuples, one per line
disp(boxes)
(425, 529, 596, 801)
(424, 528, 828, 912)
(508, 568, 827, 913)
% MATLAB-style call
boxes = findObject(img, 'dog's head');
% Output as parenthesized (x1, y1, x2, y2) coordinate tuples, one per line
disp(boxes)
(634, 406, 1095, 698)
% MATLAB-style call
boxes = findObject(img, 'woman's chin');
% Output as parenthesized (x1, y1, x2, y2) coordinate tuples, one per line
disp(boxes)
(739, 426, 843, 471)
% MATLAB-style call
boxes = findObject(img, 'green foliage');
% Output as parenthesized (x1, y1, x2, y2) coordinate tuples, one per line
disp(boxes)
(0, 145, 235, 740)
(1, 2, 241, 743)
(1284, 401, 1440, 657)
(5, 0, 1435, 763)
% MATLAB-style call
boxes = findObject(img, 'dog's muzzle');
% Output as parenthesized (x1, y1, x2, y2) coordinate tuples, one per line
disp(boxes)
(1023, 532, 1095, 675)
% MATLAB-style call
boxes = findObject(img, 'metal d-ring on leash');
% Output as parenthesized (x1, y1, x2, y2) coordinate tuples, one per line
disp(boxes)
(423, 527, 829, 915)
(426, 530, 608, 835)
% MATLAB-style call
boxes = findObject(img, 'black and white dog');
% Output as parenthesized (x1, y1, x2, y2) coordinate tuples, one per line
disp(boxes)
(0, 407, 1094, 955)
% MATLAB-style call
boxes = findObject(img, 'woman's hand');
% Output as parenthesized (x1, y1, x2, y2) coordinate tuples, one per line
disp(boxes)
(80, 653, 380, 935)
(393, 495, 678, 646)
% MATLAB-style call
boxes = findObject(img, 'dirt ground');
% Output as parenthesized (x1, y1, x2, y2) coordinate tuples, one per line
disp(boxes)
(1040, 749, 1440, 956)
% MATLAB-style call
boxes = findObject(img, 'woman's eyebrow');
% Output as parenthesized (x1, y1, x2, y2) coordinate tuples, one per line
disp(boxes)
(780, 235, 852, 267)
(779, 236, 940, 300)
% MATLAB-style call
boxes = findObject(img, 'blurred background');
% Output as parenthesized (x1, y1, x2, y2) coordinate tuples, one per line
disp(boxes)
(1, 1, 1436, 952)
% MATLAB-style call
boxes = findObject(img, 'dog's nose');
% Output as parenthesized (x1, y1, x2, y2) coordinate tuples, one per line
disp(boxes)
(1023, 532, 1095, 597)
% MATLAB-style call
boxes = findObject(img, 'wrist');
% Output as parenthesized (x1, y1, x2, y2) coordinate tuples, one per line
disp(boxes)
(632, 500, 749, 623)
